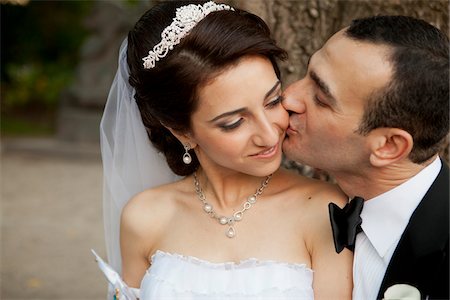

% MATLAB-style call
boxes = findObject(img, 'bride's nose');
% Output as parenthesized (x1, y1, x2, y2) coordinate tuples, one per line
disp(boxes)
(252, 116, 279, 147)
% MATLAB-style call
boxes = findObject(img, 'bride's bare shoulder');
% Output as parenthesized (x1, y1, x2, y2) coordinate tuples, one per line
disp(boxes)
(120, 176, 192, 239)
(275, 167, 347, 206)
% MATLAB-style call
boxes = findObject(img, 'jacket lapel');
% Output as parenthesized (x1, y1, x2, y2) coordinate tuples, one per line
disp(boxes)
(377, 161, 449, 299)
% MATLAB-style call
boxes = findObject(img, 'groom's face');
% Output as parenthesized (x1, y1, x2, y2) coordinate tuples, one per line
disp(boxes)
(282, 29, 392, 174)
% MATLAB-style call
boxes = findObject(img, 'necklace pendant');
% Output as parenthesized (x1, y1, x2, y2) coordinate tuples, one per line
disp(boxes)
(226, 226, 235, 238)
(193, 173, 272, 239)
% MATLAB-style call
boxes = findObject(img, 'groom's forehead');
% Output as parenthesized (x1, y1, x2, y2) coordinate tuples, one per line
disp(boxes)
(307, 34, 392, 115)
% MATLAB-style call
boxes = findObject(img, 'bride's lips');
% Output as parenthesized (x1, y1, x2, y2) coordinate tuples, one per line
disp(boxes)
(250, 143, 279, 158)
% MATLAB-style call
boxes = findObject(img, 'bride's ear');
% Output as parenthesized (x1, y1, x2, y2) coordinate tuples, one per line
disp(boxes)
(165, 126, 198, 149)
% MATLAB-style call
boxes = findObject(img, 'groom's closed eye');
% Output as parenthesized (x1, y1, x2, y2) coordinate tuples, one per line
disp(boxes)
(309, 71, 337, 109)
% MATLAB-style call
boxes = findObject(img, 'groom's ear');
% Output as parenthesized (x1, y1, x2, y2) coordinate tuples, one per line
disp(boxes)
(164, 126, 198, 149)
(367, 128, 413, 167)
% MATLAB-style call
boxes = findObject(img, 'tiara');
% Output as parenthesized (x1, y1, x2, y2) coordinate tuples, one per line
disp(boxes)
(142, 1, 234, 69)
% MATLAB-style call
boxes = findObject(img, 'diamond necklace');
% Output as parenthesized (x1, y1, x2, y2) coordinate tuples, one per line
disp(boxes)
(193, 173, 272, 238)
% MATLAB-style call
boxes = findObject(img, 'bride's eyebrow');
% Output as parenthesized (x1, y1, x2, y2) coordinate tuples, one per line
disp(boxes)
(209, 107, 247, 123)
(209, 80, 281, 123)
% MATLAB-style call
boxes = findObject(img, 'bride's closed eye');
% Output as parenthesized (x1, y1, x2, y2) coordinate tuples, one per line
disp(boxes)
(219, 94, 284, 132)
(265, 95, 284, 108)
(219, 118, 244, 131)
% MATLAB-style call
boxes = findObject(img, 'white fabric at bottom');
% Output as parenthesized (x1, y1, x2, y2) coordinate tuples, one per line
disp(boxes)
(140, 251, 314, 299)
(94, 250, 314, 300)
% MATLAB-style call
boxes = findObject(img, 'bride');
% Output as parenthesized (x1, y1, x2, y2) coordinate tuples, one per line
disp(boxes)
(94, 1, 352, 299)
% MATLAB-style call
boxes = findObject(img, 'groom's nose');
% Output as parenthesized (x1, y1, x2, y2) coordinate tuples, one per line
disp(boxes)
(282, 81, 306, 115)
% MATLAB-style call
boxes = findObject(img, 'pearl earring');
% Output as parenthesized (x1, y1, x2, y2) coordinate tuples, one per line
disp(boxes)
(183, 143, 192, 164)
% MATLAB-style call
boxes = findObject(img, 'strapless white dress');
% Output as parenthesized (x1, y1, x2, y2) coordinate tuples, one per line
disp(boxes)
(92, 250, 314, 300)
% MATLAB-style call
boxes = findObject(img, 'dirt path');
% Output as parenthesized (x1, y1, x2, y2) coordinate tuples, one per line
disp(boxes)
(1, 138, 107, 300)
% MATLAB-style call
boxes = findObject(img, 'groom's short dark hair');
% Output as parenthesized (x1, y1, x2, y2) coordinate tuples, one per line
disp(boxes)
(346, 15, 449, 164)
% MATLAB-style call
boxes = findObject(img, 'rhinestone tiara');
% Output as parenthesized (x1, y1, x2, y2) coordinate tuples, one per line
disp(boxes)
(142, 1, 234, 69)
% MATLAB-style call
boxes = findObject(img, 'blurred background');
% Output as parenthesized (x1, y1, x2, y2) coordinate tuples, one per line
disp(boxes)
(1, 0, 448, 299)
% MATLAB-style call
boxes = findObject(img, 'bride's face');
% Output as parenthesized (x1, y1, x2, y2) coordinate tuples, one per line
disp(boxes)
(189, 55, 288, 177)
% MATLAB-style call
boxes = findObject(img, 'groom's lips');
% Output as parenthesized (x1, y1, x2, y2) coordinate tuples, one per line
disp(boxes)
(286, 124, 298, 135)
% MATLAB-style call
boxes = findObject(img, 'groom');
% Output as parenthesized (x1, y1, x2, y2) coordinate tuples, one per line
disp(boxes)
(282, 15, 449, 299)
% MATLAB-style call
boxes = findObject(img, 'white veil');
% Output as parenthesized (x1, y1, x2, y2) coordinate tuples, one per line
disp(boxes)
(100, 38, 179, 278)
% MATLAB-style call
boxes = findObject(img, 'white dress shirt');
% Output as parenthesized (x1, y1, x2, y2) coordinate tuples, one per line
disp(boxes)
(352, 157, 442, 300)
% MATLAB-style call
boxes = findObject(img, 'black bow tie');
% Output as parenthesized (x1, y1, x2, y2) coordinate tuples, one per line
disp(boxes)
(328, 196, 364, 253)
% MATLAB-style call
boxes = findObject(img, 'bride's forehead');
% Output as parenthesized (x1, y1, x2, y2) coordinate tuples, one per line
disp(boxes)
(195, 56, 277, 108)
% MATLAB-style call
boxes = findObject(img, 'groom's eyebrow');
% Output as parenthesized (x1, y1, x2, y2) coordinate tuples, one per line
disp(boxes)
(309, 70, 337, 107)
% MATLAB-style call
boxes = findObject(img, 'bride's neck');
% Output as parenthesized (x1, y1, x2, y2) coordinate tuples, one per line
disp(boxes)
(193, 168, 270, 210)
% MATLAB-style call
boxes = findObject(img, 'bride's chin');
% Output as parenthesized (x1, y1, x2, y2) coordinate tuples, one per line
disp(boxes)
(255, 159, 282, 177)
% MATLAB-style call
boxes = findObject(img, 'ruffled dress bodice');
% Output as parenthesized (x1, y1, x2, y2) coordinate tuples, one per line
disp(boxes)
(93, 250, 314, 300)
(142, 250, 313, 299)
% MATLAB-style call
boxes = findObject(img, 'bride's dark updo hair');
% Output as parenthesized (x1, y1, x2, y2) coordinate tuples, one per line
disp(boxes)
(127, 1, 287, 176)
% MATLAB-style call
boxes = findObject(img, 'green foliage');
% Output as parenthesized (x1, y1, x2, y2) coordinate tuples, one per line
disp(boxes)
(1, 0, 93, 134)
(3, 63, 72, 108)
(124, 0, 143, 6)
(1, 115, 54, 136)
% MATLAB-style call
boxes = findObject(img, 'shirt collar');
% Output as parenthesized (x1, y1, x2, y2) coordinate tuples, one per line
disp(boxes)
(360, 157, 442, 260)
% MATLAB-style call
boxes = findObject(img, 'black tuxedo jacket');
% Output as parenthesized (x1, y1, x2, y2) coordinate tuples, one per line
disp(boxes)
(376, 161, 449, 300)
